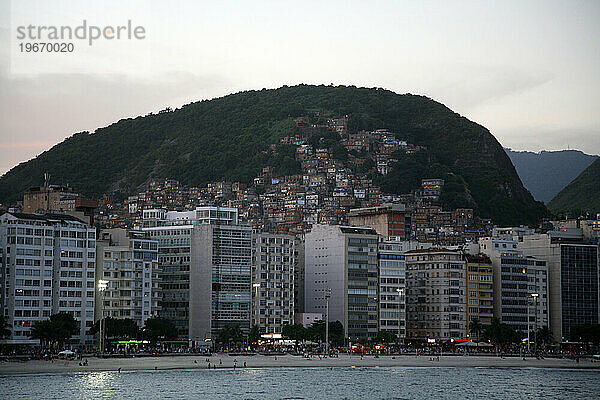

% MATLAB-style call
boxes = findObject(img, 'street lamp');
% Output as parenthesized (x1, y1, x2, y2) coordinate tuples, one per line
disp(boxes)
(252, 283, 260, 326)
(531, 293, 539, 354)
(396, 288, 404, 345)
(526, 298, 530, 354)
(325, 288, 331, 357)
(98, 279, 109, 356)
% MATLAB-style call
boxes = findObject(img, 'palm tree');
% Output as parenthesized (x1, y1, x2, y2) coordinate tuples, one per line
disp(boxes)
(247, 324, 261, 350)
(535, 326, 553, 347)
(216, 324, 244, 349)
(0, 316, 10, 353)
(30, 313, 78, 348)
(0, 315, 11, 339)
(469, 319, 484, 342)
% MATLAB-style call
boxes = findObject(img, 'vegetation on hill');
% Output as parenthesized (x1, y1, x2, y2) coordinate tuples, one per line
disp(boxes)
(548, 157, 600, 216)
(0, 85, 546, 225)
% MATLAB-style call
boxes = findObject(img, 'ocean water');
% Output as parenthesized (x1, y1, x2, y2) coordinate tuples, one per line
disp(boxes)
(1, 367, 599, 399)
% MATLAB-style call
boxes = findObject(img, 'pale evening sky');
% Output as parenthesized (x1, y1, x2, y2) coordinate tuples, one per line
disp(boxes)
(0, 0, 599, 175)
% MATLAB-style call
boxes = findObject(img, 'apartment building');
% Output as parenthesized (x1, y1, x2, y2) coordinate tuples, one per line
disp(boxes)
(404, 248, 467, 342)
(251, 233, 296, 334)
(0, 212, 96, 347)
(521, 229, 598, 341)
(480, 236, 549, 334)
(143, 213, 193, 338)
(189, 221, 252, 341)
(143, 207, 252, 343)
(348, 204, 411, 240)
(377, 240, 407, 340)
(22, 177, 97, 224)
(95, 229, 160, 327)
(305, 225, 379, 341)
(465, 255, 494, 330)
(293, 237, 305, 315)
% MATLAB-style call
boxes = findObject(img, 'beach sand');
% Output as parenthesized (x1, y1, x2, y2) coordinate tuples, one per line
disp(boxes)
(0, 354, 597, 375)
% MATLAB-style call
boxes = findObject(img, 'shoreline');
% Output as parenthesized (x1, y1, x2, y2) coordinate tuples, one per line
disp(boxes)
(1, 354, 599, 376)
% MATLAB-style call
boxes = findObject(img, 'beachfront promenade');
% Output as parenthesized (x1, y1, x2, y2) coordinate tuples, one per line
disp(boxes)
(0, 354, 597, 375)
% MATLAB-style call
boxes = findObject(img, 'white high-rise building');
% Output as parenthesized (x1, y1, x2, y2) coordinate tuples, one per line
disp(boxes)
(377, 240, 407, 340)
(0, 212, 96, 347)
(305, 225, 380, 341)
(378, 240, 432, 340)
(479, 236, 549, 334)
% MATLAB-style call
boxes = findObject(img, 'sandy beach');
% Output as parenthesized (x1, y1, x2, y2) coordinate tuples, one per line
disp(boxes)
(0, 354, 598, 376)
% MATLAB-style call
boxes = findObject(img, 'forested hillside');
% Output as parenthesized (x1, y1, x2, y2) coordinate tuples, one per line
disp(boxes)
(548, 157, 600, 215)
(0, 85, 547, 225)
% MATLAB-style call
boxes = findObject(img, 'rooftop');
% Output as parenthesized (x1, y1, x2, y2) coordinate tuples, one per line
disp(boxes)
(404, 248, 459, 254)
(1, 211, 87, 224)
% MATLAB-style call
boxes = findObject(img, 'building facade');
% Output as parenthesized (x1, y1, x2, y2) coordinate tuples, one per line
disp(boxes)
(95, 229, 160, 327)
(377, 240, 407, 340)
(348, 204, 411, 240)
(465, 255, 494, 332)
(305, 225, 379, 341)
(405, 249, 467, 342)
(0, 212, 96, 347)
(144, 207, 252, 343)
(251, 233, 296, 334)
(189, 222, 252, 341)
(480, 236, 549, 334)
(521, 231, 599, 341)
(293, 237, 305, 315)
(144, 222, 193, 338)
(23, 178, 97, 224)
(527, 257, 549, 333)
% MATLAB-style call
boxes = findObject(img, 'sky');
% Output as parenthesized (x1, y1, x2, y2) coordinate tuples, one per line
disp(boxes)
(1, 0, 599, 176)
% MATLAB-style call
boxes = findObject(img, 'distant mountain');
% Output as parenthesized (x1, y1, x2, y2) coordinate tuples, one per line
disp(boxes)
(0, 85, 547, 226)
(548, 157, 600, 216)
(505, 149, 598, 203)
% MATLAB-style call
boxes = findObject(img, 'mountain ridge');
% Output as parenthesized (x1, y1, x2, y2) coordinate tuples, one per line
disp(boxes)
(0, 85, 546, 226)
(505, 148, 598, 203)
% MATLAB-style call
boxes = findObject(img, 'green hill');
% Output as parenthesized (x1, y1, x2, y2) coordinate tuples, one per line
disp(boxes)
(0, 85, 546, 225)
(548, 157, 600, 215)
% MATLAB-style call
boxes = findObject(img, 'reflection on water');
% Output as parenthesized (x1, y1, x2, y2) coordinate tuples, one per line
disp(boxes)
(2, 367, 600, 400)
(80, 371, 115, 391)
